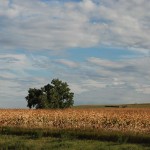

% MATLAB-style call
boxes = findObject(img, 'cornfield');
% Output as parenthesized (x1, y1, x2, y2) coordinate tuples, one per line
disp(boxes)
(0, 108, 149, 134)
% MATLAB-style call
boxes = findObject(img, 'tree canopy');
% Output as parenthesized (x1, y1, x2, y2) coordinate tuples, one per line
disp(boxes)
(25, 79, 74, 109)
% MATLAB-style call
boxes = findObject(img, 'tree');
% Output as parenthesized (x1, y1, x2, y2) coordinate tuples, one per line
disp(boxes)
(25, 79, 74, 109)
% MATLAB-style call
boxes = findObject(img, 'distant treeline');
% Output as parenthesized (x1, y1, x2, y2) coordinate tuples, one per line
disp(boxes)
(105, 105, 127, 108)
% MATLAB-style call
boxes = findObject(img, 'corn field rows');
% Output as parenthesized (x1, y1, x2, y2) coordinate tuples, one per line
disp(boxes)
(0, 108, 149, 134)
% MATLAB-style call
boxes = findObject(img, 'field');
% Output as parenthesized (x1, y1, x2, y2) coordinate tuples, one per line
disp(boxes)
(0, 108, 149, 134)
(0, 108, 150, 149)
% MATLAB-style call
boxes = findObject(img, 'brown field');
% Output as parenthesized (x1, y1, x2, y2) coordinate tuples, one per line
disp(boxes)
(0, 108, 150, 134)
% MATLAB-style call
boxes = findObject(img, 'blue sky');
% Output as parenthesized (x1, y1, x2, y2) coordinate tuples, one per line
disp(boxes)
(0, 0, 150, 108)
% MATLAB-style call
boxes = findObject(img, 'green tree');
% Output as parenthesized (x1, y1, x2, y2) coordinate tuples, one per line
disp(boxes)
(25, 79, 74, 109)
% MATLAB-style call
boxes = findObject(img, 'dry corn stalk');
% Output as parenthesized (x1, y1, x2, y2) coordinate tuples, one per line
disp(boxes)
(0, 108, 149, 134)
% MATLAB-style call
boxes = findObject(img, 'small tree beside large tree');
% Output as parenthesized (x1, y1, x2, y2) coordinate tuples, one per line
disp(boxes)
(25, 79, 74, 109)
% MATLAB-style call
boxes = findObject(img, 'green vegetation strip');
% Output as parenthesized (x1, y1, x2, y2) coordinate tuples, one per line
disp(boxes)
(0, 135, 150, 150)
(0, 127, 150, 145)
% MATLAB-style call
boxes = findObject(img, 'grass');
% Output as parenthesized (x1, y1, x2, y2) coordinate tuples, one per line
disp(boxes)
(0, 134, 150, 150)
(0, 127, 150, 145)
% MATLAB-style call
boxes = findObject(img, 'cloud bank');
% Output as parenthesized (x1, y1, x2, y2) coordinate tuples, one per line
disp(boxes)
(0, 0, 149, 52)
(0, 0, 150, 107)
(1, 53, 150, 107)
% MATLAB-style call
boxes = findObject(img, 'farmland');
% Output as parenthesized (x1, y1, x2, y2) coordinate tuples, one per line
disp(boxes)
(0, 108, 149, 134)
(0, 108, 150, 149)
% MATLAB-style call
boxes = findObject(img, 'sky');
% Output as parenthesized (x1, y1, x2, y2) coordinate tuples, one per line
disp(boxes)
(0, 0, 150, 108)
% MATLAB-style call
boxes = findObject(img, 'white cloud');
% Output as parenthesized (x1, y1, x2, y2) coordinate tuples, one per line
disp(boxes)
(55, 59, 79, 68)
(136, 86, 150, 94)
(87, 57, 123, 68)
(79, 0, 96, 12)
(83, 79, 106, 88)
(0, 54, 33, 77)
(69, 83, 88, 94)
(0, 71, 17, 79)
(0, 0, 149, 52)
